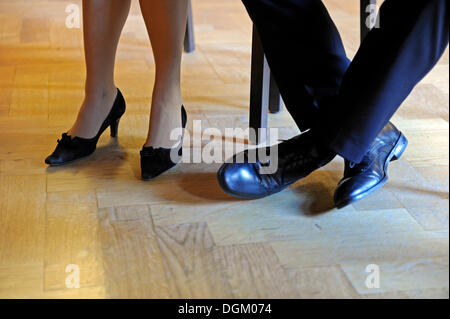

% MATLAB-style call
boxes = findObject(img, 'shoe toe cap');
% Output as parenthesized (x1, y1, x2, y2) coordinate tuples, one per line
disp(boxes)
(45, 151, 77, 166)
(217, 163, 266, 199)
(45, 154, 62, 165)
(334, 175, 380, 208)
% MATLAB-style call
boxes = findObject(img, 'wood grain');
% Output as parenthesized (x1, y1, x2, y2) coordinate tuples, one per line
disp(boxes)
(0, 0, 447, 298)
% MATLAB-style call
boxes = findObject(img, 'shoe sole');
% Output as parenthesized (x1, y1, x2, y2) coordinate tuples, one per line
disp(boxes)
(335, 133, 409, 209)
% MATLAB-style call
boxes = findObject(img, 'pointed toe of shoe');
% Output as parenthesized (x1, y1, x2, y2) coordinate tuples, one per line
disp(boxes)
(45, 154, 63, 166)
(141, 169, 165, 181)
(334, 175, 383, 209)
(141, 163, 177, 181)
(334, 180, 358, 209)
(140, 148, 179, 181)
(45, 147, 93, 166)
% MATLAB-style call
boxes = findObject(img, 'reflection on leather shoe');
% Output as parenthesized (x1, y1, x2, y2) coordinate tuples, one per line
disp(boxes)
(217, 131, 336, 199)
(334, 122, 408, 209)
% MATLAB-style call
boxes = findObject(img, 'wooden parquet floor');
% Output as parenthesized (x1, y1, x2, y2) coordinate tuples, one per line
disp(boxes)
(0, 0, 448, 298)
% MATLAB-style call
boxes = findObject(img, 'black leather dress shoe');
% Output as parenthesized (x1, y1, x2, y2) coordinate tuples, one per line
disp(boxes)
(217, 131, 336, 199)
(334, 122, 408, 209)
(45, 89, 126, 166)
(140, 105, 187, 180)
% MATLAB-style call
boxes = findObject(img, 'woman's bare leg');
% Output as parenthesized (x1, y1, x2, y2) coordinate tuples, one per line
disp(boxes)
(139, 0, 188, 148)
(68, 0, 131, 138)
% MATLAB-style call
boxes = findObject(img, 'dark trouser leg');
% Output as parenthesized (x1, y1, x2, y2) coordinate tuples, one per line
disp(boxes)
(241, 0, 350, 132)
(328, 0, 449, 163)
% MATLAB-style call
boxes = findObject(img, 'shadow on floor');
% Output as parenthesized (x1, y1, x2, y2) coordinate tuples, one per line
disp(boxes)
(291, 182, 336, 216)
(178, 171, 245, 202)
(177, 169, 342, 216)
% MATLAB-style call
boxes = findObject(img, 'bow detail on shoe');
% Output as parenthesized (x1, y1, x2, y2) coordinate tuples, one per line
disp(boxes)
(45, 88, 126, 166)
(57, 133, 78, 148)
(140, 146, 182, 159)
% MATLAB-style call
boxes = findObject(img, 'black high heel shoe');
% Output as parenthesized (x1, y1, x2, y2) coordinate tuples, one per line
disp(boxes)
(140, 106, 187, 180)
(45, 88, 126, 166)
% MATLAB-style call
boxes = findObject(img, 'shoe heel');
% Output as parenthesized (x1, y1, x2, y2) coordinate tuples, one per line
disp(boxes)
(391, 133, 408, 161)
(110, 118, 120, 138)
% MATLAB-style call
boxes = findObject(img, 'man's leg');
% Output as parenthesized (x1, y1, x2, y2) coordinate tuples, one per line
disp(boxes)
(328, 0, 449, 163)
(216, 0, 349, 199)
(242, 0, 350, 131)
(218, 0, 448, 202)
(330, 0, 449, 207)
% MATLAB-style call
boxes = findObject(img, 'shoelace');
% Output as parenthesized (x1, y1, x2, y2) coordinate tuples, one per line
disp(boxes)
(348, 154, 375, 172)
(348, 136, 385, 172)
(284, 150, 315, 170)
(278, 139, 318, 180)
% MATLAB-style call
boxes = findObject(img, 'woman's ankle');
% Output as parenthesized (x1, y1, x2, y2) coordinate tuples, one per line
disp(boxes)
(68, 85, 118, 138)
(85, 84, 116, 99)
(144, 104, 185, 148)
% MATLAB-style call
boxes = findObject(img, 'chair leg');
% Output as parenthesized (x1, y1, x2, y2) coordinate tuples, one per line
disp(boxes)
(249, 24, 269, 144)
(268, 74, 282, 114)
(360, 0, 378, 41)
(249, 1, 377, 143)
(184, 0, 195, 53)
